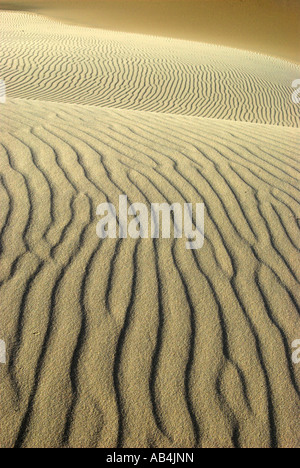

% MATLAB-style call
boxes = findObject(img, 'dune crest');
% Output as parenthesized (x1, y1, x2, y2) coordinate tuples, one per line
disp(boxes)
(0, 11, 299, 126)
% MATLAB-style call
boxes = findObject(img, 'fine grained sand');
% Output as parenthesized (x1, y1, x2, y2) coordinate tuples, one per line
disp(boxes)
(0, 11, 299, 448)
(1, 0, 300, 63)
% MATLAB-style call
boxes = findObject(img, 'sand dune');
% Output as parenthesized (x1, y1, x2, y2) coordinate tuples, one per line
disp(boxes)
(1, 12, 299, 125)
(1, 0, 300, 63)
(0, 12, 299, 448)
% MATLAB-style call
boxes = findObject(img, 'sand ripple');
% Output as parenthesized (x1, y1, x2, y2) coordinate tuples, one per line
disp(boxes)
(0, 12, 299, 125)
(0, 12, 299, 448)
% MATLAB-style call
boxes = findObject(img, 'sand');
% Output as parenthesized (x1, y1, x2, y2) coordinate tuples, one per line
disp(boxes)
(0, 0, 300, 63)
(0, 11, 299, 449)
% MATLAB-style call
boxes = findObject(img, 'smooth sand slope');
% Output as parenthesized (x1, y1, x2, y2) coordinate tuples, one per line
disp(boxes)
(1, 0, 300, 63)
(0, 12, 299, 448)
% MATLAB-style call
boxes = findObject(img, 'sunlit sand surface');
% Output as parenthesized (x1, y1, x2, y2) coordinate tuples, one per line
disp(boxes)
(0, 11, 299, 448)
(0, 0, 299, 62)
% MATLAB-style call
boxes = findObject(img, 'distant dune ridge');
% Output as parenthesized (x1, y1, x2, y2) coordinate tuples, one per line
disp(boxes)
(0, 12, 299, 126)
(0, 0, 299, 62)
(0, 11, 299, 448)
